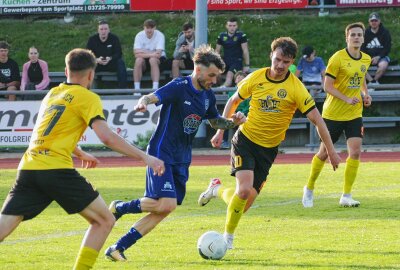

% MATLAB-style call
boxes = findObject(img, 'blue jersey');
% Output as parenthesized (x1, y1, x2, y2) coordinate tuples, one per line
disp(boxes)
(217, 31, 247, 65)
(148, 76, 220, 165)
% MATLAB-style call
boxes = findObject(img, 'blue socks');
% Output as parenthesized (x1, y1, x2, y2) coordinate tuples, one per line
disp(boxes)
(115, 227, 143, 251)
(116, 199, 142, 214)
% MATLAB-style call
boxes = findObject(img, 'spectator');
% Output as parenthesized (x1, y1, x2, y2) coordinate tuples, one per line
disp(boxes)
(295, 45, 326, 96)
(0, 41, 20, 101)
(221, 71, 249, 149)
(216, 17, 250, 87)
(171, 22, 195, 78)
(21, 46, 50, 100)
(86, 20, 128, 88)
(133, 19, 166, 90)
(361, 12, 392, 85)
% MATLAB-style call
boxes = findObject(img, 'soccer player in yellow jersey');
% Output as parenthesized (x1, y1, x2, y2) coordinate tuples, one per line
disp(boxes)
(198, 37, 341, 249)
(0, 48, 165, 270)
(302, 22, 372, 208)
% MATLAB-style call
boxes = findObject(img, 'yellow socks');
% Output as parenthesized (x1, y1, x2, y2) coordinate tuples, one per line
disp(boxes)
(73, 246, 99, 270)
(306, 155, 325, 190)
(218, 187, 235, 205)
(225, 194, 247, 234)
(344, 157, 360, 194)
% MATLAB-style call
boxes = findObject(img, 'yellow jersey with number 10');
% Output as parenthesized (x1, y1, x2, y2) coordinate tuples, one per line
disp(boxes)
(323, 49, 371, 121)
(18, 83, 105, 170)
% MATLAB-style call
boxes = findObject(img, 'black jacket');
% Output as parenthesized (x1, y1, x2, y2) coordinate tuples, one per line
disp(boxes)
(86, 32, 123, 62)
(361, 23, 392, 59)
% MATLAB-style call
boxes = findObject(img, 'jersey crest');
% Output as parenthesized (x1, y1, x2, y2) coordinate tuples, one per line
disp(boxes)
(183, 114, 202, 134)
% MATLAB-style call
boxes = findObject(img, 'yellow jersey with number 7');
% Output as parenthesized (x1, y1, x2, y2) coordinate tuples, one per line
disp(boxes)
(18, 83, 105, 170)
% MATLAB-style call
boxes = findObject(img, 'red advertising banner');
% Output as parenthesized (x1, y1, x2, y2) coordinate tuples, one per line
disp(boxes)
(130, 0, 308, 11)
(336, 0, 400, 7)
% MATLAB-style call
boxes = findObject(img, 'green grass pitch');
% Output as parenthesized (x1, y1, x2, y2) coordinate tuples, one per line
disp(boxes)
(0, 163, 399, 270)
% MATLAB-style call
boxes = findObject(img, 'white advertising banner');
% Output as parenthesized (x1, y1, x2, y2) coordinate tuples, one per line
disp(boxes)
(0, 100, 159, 147)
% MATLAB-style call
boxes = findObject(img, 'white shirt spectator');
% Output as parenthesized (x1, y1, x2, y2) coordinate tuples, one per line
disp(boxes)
(133, 30, 166, 57)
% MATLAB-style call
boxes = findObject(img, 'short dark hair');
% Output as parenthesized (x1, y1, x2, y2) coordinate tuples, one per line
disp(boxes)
(228, 17, 238, 23)
(345, 22, 365, 37)
(144, 19, 156, 28)
(182, 22, 193, 31)
(234, 71, 247, 81)
(193, 44, 225, 72)
(0, 41, 10, 50)
(271, 37, 298, 59)
(66, 48, 97, 73)
(98, 20, 108, 26)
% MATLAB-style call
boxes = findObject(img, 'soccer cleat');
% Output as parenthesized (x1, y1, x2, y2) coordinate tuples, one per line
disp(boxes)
(223, 232, 234, 250)
(198, 178, 222, 206)
(302, 186, 314, 208)
(105, 245, 127, 262)
(339, 195, 360, 207)
(109, 200, 124, 221)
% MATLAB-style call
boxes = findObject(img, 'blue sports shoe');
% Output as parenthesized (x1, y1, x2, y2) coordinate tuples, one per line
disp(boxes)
(109, 200, 124, 221)
(105, 245, 127, 262)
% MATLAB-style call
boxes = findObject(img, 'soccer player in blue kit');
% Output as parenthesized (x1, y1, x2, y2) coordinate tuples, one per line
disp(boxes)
(105, 45, 246, 261)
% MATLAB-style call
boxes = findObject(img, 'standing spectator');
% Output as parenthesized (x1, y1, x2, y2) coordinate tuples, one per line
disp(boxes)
(361, 12, 392, 85)
(302, 22, 372, 208)
(86, 20, 128, 88)
(198, 37, 340, 249)
(0, 41, 20, 101)
(133, 19, 166, 90)
(295, 45, 326, 96)
(171, 22, 195, 78)
(216, 17, 250, 87)
(21, 46, 50, 100)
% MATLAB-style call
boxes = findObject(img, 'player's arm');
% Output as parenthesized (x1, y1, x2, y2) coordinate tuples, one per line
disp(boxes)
(208, 111, 245, 130)
(210, 92, 243, 148)
(91, 119, 164, 175)
(361, 78, 372, 107)
(324, 75, 359, 105)
(134, 93, 159, 112)
(73, 146, 100, 169)
(306, 108, 341, 170)
(241, 42, 250, 72)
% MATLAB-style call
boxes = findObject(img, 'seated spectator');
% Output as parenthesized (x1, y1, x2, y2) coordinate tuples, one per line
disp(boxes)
(86, 20, 127, 88)
(216, 17, 250, 87)
(221, 71, 248, 149)
(171, 22, 195, 78)
(21, 46, 50, 100)
(0, 41, 20, 101)
(295, 46, 326, 96)
(133, 19, 166, 90)
(361, 12, 392, 85)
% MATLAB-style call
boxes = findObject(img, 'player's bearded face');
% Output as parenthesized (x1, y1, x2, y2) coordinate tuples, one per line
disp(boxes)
(197, 65, 220, 90)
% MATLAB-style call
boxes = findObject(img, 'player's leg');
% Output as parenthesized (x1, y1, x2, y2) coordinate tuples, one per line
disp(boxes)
(340, 118, 363, 207)
(303, 119, 341, 207)
(0, 170, 52, 242)
(74, 195, 115, 270)
(171, 59, 183, 78)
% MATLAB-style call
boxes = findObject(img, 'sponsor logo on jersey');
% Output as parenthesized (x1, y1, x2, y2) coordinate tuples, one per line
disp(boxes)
(349, 72, 362, 89)
(183, 114, 202, 134)
(258, 95, 280, 113)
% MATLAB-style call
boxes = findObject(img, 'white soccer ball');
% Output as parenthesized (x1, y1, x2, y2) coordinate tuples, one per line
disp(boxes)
(197, 231, 227, 260)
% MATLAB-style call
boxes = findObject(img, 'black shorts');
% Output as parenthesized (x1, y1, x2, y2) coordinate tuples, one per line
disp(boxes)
(324, 117, 364, 143)
(144, 56, 167, 72)
(230, 130, 278, 193)
(224, 60, 243, 73)
(1, 169, 99, 221)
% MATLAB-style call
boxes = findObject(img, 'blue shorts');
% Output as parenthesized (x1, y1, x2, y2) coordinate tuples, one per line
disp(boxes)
(144, 163, 189, 205)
